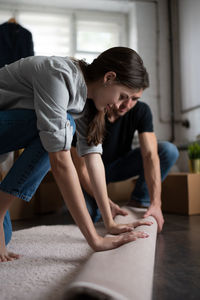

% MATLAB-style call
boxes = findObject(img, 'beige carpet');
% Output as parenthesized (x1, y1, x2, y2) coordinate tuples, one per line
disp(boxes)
(0, 207, 157, 300)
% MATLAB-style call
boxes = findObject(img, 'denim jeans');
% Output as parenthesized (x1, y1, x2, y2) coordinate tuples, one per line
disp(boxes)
(84, 141, 179, 223)
(0, 109, 76, 245)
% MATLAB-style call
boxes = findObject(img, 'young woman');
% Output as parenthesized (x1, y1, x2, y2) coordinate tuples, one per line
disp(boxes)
(0, 47, 151, 262)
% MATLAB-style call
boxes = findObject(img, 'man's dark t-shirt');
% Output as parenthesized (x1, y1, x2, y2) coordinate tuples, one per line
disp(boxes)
(72, 101, 153, 165)
(102, 101, 153, 164)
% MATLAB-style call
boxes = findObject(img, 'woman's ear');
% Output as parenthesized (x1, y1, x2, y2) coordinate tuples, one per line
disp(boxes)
(104, 71, 116, 84)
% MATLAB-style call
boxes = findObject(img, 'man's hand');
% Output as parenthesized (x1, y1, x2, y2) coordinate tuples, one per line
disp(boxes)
(143, 204, 164, 233)
(109, 199, 128, 219)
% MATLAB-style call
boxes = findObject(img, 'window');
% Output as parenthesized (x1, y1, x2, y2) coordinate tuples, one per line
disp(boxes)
(75, 19, 125, 62)
(18, 12, 71, 57)
(0, 7, 127, 61)
(75, 12, 127, 62)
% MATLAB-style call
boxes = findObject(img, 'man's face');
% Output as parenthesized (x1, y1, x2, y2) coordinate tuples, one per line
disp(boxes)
(108, 88, 143, 117)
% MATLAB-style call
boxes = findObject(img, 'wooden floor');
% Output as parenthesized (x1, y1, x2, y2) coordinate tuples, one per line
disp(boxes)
(153, 213, 200, 300)
(12, 210, 200, 300)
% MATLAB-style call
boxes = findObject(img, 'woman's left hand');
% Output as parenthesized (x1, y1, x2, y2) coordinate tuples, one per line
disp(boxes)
(107, 219, 153, 235)
(109, 199, 128, 219)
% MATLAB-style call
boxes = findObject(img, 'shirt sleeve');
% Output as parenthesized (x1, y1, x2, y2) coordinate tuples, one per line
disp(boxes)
(137, 102, 154, 133)
(31, 58, 73, 152)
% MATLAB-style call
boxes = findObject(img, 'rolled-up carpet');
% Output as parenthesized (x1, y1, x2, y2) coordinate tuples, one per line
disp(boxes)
(65, 207, 157, 300)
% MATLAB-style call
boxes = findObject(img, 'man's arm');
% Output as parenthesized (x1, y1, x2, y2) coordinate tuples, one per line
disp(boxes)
(139, 132, 164, 232)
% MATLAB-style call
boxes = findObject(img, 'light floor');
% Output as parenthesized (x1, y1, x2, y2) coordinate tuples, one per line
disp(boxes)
(12, 211, 200, 300)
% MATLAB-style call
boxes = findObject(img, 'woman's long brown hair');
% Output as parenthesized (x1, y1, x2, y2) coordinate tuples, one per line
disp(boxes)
(79, 47, 149, 146)
(83, 100, 105, 146)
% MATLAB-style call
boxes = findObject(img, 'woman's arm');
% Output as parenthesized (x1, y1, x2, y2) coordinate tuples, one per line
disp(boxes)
(71, 147, 128, 219)
(49, 150, 99, 248)
(84, 153, 114, 228)
(84, 153, 135, 234)
(70, 146, 94, 197)
(49, 150, 148, 251)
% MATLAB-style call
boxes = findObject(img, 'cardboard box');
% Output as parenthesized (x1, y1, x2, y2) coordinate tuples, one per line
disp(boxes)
(9, 196, 36, 220)
(34, 171, 64, 214)
(36, 173, 136, 214)
(9, 171, 64, 220)
(1, 153, 63, 220)
(107, 177, 137, 204)
(161, 173, 200, 215)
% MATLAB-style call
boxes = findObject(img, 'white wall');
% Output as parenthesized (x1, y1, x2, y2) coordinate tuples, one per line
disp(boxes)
(170, 0, 200, 171)
(175, 0, 200, 145)
(129, 0, 171, 141)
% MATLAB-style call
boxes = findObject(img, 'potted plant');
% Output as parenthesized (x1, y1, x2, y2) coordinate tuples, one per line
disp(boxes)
(188, 142, 200, 173)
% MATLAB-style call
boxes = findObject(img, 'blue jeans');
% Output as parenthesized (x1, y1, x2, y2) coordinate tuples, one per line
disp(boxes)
(84, 142, 179, 222)
(0, 109, 76, 245)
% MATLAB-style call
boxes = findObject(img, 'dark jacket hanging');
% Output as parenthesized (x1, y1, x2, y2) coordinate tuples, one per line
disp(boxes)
(0, 22, 34, 68)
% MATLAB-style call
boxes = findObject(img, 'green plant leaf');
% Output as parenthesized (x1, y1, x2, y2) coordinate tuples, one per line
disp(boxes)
(188, 142, 200, 159)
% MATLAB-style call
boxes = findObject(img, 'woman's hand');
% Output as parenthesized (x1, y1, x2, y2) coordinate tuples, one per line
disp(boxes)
(109, 199, 128, 219)
(107, 219, 153, 235)
(93, 231, 149, 252)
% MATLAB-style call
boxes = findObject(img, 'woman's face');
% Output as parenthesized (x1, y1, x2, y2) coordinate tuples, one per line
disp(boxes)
(91, 75, 143, 113)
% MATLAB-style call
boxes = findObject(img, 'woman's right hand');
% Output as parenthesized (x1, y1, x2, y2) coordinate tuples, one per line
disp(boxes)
(92, 231, 149, 252)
